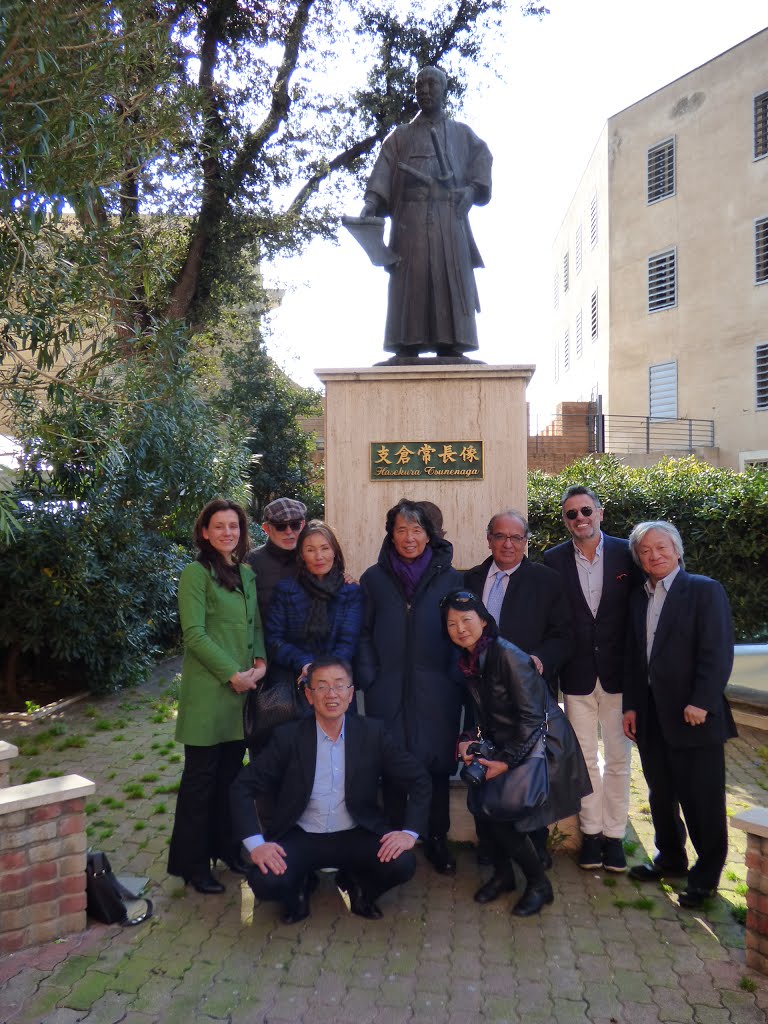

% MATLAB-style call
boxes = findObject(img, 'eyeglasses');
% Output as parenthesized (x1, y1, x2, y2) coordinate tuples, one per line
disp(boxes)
(565, 507, 594, 520)
(268, 519, 304, 532)
(309, 682, 353, 694)
(489, 532, 528, 543)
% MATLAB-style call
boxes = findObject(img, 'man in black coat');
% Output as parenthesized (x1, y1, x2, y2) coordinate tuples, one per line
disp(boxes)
(623, 521, 737, 909)
(231, 657, 431, 924)
(245, 497, 307, 620)
(464, 508, 573, 870)
(543, 486, 641, 873)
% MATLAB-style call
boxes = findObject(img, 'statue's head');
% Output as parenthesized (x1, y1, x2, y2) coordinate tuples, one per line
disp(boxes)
(415, 66, 447, 116)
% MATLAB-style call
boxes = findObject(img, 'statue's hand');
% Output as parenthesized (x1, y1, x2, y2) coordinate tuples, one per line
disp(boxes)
(360, 201, 376, 218)
(453, 186, 475, 219)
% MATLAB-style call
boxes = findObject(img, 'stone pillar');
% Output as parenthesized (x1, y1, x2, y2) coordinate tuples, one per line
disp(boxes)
(315, 363, 535, 575)
(732, 808, 768, 974)
(0, 775, 95, 954)
(0, 740, 18, 787)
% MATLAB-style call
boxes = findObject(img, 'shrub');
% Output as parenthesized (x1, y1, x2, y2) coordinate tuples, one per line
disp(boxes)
(527, 455, 768, 642)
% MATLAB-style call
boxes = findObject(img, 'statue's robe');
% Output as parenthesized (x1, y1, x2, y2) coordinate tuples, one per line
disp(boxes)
(364, 112, 492, 355)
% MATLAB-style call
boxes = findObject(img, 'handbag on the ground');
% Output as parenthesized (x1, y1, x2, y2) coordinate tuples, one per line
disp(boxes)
(85, 851, 153, 926)
(243, 664, 312, 744)
(467, 724, 550, 822)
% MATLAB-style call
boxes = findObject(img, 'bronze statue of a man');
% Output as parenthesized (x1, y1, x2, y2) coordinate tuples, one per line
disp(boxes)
(360, 67, 492, 359)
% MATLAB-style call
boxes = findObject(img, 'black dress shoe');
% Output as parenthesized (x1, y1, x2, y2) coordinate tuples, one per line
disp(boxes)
(345, 878, 383, 920)
(511, 878, 554, 917)
(187, 873, 225, 895)
(425, 836, 457, 875)
(281, 875, 312, 925)
(474, 872, 517, 904)
(629, 861, 688, 882)
(678, 887, 715, 909)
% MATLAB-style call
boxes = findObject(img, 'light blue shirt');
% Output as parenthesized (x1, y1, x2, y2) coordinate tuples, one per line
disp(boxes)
(644, 565, 681, 662)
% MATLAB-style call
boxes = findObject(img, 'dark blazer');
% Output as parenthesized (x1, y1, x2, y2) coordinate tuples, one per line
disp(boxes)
(624, 569, 738, 749)
(230, 714, 431, 841)
(463, 556, 573, 691)
(265, 578, 364, 675)
(542, 534, 640, 695)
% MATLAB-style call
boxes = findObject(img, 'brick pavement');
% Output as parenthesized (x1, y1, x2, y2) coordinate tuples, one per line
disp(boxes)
(2, 663, 768, 1024)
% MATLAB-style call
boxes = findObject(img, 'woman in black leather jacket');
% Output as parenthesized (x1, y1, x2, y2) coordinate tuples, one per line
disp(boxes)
(443, 590, 591, 917)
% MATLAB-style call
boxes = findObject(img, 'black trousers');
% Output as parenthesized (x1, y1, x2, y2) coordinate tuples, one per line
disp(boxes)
(167, 740, 245, 880)
(247, 827, 416, 911)
(382, 772, 447, 837)
(484, 821, 546, 885)
(637, 699, 728, 891)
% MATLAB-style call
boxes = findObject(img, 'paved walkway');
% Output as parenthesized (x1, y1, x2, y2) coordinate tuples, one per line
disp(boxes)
(2, 663, 768, 1024)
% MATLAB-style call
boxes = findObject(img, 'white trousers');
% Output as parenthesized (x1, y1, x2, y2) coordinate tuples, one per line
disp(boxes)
(564, 680, 631, 839)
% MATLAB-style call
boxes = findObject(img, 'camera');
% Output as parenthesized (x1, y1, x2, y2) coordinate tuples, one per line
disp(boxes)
(460, 739, 498, 788)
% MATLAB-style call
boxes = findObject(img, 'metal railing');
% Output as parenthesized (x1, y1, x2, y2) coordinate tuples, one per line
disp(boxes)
(529, 413, 715, 455)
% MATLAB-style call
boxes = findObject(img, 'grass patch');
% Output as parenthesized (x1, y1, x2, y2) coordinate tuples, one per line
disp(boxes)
(22, 769, 44, 783)
(94, 719, 115, 732)
(725, 869, 740, 882)
(739, 974, 757, 992)
(755, 745, 768, 761)
(150, 742, 163, 751)
(111, 734, 125, 742)
(140, 773, 160, 783)
(166, 753, 181, 764)
(134, 821, 146, 831)
(84, 803, 98, 815)
(131, 753, 145, 761)
(56, 735, 86, 750)
(49, 769, 63, 778)
(84, 705, 97, 718)
(735, 881, 748, 897)
(98, 828, 114, 841)
(152, 802, 168, 815)
(101, 796, 125, 809)
(732, 903, 748, 925)
(122, 783, 146, 800)
(622, 839, 638, 856)
(602, 877, 617, 888)
(153, 781, 180, 795)
(614, 896, 655, 911)
(106, 771, 117, 780)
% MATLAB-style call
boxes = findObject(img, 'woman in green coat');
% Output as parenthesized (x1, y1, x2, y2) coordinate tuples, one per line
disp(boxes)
(167, 499, 266, 894)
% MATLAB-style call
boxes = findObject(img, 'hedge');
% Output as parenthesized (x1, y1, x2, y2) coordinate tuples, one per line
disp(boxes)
(527, 455, 768, 643)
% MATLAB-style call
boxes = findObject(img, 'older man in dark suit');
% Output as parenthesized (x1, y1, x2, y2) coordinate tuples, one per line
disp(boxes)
(231, 657, 430, 924)
(543, 486, 641, 874)
(464, 508, 572, 874)
(623, 521, 737, 909)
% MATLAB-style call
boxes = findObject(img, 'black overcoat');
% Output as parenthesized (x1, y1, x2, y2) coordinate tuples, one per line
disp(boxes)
(469, 638, 592, 832)
(355, 537, 464, 774)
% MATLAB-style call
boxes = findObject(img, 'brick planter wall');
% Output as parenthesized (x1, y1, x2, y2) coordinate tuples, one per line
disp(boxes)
(0, 775, 95, 954)
(732, 809, 768, 975)
(0, 740, 17, 788)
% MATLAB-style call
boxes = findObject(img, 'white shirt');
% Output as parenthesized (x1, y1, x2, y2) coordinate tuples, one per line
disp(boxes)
(482, 559, 522, 607)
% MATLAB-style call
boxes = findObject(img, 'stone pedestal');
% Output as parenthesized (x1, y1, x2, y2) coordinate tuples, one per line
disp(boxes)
(315, 363, 535, 575)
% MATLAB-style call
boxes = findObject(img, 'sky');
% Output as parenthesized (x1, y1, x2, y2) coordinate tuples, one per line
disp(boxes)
(263, 1, 768, 420)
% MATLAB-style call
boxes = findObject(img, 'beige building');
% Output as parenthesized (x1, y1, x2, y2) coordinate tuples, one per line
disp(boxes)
(552, 28, 768, 469)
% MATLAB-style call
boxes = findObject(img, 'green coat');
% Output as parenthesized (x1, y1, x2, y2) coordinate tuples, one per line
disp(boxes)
(175, 561, 266, 746)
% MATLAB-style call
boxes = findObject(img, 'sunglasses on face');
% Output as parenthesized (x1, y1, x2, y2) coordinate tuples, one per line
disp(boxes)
(565, 507, 594, 520)
(269, 519, 303, 532)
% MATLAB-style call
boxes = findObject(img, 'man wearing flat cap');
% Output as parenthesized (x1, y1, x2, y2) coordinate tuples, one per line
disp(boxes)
(246, 497, 307, 620)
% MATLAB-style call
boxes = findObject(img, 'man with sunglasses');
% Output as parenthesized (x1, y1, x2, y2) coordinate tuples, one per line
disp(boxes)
(543, 486, 641, 873)
(231, 657, 430, 924)
(465, 508, 573, 870)
(246, 497, 307, 619)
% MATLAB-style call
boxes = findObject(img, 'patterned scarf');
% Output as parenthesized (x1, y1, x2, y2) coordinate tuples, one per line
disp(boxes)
(299, 563, 345, 647)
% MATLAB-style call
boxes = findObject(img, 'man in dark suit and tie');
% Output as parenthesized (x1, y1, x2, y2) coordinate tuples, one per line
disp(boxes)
(623, 521, 737, 909)
(464, 509, 572, 875)
(543, 486, 640, 874)
(231, 657, 431, 924)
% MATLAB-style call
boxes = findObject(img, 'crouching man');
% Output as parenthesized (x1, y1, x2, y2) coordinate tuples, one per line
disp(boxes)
(231, 657, 431, 924)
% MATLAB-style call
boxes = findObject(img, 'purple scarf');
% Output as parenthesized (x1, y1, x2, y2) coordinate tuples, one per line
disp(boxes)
(458, 634, 495, 679)
(389, 545, 433, 601)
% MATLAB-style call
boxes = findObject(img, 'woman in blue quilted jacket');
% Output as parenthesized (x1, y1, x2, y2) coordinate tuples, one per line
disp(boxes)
(265, 520, 363, 688)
